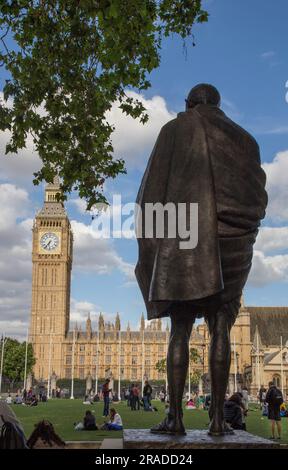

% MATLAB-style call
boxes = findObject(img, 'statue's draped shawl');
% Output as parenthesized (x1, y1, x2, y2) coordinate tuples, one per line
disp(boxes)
(135, 105, 267, 319)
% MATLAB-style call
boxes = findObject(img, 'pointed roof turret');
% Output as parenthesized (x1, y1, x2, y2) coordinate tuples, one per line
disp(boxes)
(86, 312, 92, 339)
(253, 324, 263, 351)
(115, 312, 121, 331)
(38, 175, 66, 217)
(140, 313, 145, 331)
(99, 312, 104, 330)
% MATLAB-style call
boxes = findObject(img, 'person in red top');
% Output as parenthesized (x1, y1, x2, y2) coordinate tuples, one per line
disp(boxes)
(131, 384, 140, 411)
(102, 379, 111, 417)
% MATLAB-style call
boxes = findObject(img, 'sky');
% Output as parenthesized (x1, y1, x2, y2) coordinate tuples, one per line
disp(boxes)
(0, 0, 288, 339)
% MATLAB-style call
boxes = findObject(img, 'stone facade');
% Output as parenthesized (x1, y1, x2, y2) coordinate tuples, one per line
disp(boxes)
(29, 182, 288, 396)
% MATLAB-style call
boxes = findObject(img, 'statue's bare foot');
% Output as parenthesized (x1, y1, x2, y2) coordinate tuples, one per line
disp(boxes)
(208, 418, 234, 436)
(150, 414, 186, 435)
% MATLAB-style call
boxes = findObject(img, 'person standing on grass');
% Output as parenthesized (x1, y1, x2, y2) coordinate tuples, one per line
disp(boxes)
(102, 379, 111, 417)
(241, 386, 249, 412)
(134, 384, 140, 410)
(258, 385, 266, 410)
(265, 381, 283, 440)
(143, 380, 153, 410)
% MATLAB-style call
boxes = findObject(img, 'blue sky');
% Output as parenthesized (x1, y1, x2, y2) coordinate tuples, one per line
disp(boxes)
(0, 0, 288, 337)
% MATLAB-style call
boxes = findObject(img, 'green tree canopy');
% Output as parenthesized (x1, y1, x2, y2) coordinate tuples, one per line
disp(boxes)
(1, 337, 35, 385)
(0, 1, 208, 208)
(155, 357, 166, 374)
(190, 369, 201, 386)
(190, 347, 201, 364)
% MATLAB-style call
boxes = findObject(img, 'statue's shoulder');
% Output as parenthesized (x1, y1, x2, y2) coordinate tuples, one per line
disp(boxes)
(198, 105, 260, 151)
(161, 116, 178, 131)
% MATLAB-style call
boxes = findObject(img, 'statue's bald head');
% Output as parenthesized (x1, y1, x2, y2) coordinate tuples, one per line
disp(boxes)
(186, 84, 221, 109)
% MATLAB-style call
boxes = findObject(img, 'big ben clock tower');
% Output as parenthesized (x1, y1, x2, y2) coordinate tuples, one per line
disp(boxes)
(30, 177, 73, 380)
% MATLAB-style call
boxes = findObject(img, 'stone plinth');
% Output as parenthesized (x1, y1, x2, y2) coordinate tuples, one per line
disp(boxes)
(123, 429, 280, 449)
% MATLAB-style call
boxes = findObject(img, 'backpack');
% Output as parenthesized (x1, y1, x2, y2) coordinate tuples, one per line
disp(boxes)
(0, 416, 27, 449)
(269, 387, 283, 406)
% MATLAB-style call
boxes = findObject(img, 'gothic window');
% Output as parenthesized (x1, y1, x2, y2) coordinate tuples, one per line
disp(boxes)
(52, 294, 57, 309)
(106, 345, 111, 352)
(79, 345, 85, 352)
(79, 355, 85, 365)
(159, 345, 164, 352)
(67, 345, 72, 352)
(66, 356, 72, 365)
(131, 368, 137, 380)
(132, 356, 137, 365)
(145, 359, 150, 366)
(105, 355, 112, 365)
(79, 368, 85, 379)
(44, 268, 48, 285)
(65, 368, 72, 378)
(120, 356, 125, 365)
(273, 375, 281, 388)
(132, 345, 138, 352)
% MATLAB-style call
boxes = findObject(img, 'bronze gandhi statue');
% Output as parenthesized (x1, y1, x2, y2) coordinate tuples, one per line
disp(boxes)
(135, 83, 267, 436)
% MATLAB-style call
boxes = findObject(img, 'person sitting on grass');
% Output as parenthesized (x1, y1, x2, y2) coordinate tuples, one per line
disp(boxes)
(280, 402, 287, 418)
(14, 394, 23, 405)
(5, 394, 13, 405)
(101, 408, 123, 431)
(223, 393, 245, 430)
(83, 394, 93, 405)
(30, 395, 38, 407)
(74, 410, 98, 431)
(185, 398, 196, 410)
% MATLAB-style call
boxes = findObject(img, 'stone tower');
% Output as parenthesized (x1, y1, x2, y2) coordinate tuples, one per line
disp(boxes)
(29, 177, 73, 380)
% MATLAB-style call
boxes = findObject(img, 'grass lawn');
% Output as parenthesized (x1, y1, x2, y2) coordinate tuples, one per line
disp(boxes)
(11, 399, 288, 444)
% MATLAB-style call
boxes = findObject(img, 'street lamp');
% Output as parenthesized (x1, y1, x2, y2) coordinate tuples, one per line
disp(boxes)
(0, 334, 7, 398)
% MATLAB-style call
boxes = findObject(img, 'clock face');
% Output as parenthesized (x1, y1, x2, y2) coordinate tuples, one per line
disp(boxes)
(40, 232, 59, 251)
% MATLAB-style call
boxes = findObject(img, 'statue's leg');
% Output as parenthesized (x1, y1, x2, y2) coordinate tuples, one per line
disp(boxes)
(151, 309, 196, 435)
(206, 297, 240, 436)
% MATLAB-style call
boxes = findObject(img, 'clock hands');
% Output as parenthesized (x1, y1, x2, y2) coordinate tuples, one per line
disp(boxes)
(40, 233, 59, 251)
(44, 239, 52, 249)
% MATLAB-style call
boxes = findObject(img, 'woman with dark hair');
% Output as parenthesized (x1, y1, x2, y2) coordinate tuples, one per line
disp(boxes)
(74, 410, 98, 431)
(224, 393, 245, 430)
(101, 408, 123, 431)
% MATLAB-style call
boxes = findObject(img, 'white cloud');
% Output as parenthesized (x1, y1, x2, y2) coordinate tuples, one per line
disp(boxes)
(0, 184, 33, 338)
(261, 51, 276, 59)
(263, 150, 288, 222)
(249, 250, 288, 287)
(107, 91, 176, 170)
(249, 225, 288, 287)
(0, 131, 42, 185)
(70, 298, 118, 330)
(221, 98, 243, 122)
(71, 220, 135, 280)
(254, 226, 288, 253)
(264, 126, 288, 135)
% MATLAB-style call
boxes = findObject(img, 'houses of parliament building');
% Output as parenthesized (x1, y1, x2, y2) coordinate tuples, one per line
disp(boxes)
(29, 179, 288, 395)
